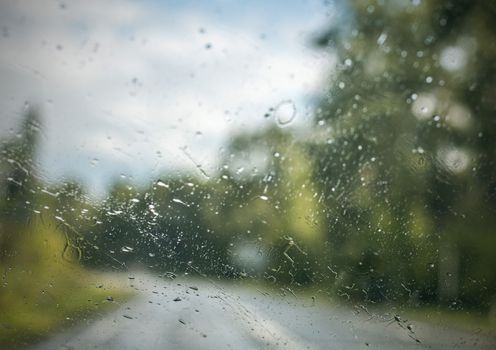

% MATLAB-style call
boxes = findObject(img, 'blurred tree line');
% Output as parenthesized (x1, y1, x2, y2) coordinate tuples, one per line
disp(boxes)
(310, 0, 496, 309)
(1, 0, 495, 318)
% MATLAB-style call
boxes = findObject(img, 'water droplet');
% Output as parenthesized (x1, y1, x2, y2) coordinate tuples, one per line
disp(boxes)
(274, 100, 297, 126)
(156, 180, 169, 188)
(440, 45, 467, 72)
(172, 198, 190, 207)
(121, 246, 134, 253)
(377, 32, 387, 46)
(108, 210, 123, 216)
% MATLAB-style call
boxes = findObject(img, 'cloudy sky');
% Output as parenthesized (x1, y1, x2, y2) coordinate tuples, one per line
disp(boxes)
(0, 0, 335, 195)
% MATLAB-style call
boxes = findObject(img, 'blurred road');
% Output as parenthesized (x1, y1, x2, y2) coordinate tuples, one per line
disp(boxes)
(30, 273, 495, 350)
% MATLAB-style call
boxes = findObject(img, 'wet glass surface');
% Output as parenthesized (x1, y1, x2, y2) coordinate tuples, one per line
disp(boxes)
(1, 1, 495, 349)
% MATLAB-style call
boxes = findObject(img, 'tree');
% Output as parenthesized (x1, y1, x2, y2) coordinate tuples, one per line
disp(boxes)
(0, 109, 42, 260)
(312, 0, 496, 309)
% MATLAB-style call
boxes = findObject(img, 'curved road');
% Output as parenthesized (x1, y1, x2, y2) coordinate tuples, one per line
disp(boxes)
(30, 273, 495, 350)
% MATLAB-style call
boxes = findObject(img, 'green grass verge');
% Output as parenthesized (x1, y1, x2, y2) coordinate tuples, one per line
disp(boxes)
(402, 306, 496, 336)
(0, 219, 134, 348)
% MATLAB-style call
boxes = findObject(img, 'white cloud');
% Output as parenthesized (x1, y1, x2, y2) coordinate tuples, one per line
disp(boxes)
(0, 0, 331, 196)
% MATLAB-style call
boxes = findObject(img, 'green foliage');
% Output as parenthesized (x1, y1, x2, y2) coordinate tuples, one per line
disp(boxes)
(311, 0, 496, 306)
(0, 216, 131, 348)
(0, 112, 131, 348)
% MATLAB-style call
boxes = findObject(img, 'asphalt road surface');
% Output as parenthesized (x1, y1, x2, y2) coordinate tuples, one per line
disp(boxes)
(30, 273, 495, 350)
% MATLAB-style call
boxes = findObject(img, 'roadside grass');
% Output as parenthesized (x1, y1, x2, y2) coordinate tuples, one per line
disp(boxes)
(402, 306, 496, 337)
(0, 218, 133, 349)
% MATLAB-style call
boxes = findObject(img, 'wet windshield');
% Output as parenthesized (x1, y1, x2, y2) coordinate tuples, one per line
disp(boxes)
(1, 1, 495, 349)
